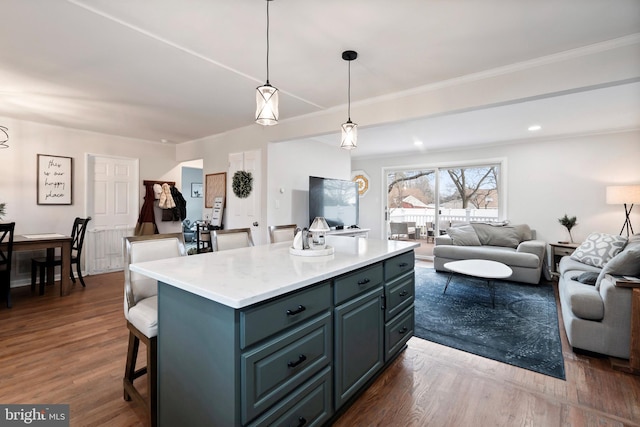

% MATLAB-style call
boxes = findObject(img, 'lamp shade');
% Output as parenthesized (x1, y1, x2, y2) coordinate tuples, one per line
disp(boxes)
(309, 217, 330, 233)
(606, 185, 640, 205)
(340, 120, 358, 150)
(256, 84, 279, 126)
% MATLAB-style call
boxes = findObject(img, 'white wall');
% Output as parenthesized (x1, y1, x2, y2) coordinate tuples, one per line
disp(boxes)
(0, 116, 180, 285)
(268, 140, 351, 229)
(352, 130, 640, 244)
(0, 116, 179, 234)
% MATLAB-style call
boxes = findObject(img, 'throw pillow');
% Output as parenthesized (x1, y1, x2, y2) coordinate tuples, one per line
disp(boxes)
(595, 247, 640, 288)
(446, 225, 481, 246)
(572, 271, 599, 285)
(470, 223, 521, 248)
(570, 232, 627, 268)
(626, 233, 640, 250)
(513, 224, 533, 242)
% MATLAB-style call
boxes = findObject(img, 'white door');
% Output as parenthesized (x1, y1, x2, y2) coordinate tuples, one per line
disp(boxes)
(85, 154, 139, 273)
(227, 150, 263, 245)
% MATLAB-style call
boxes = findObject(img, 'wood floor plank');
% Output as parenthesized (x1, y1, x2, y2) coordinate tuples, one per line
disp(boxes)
(1, 268, 639, 426)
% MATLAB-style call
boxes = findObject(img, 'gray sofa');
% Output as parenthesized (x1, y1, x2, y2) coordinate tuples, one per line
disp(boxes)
(558, 233, 640, 359)
(433, 223, 546, 284)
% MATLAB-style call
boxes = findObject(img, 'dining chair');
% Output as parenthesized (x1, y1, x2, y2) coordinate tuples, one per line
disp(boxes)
(123, 232, 186, 427)
(30, 217, 91, 295)
(268, 224, 297, 243)
(212, 228, 254, 251)
(0, 222, 15, 308)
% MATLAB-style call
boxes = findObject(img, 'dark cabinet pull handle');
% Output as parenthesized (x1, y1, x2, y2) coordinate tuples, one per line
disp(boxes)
(296, 416, 307, 427)
(399, 326, 408, 335)
(398, 262, 409, 268)
(357, 278, 370, 285)
(286, 305, 306, 316)
(287, 354, 307, 368)
(399, 290, 408, 297)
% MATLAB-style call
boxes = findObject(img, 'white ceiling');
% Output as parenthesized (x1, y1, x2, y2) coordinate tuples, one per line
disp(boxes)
(0, 0, 639, 157)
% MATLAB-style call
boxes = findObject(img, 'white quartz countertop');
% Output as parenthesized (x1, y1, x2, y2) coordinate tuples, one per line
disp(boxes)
(129, 236, 419, 309)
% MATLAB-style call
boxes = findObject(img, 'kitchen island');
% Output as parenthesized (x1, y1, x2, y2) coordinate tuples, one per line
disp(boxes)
(130, 236, 418, 426)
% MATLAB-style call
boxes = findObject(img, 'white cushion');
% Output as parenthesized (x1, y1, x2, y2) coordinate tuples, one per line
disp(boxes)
(216, 232, 251, 251)
(128, 238, 184, 304)
(126, 296, 158, 338)
(271, 228, 295, 243)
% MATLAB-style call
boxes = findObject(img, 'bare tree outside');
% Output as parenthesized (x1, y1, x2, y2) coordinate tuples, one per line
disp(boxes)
(387, 171, 435, 212)
(444, 166, 498, 209)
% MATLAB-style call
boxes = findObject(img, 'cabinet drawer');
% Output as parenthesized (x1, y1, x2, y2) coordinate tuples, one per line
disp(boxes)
(247, 366, 332, 427)
(385, 305, 414, 361)
(554, 246, 575, 257)
(241, 281, 331, 348)
(384, 251, 415, 281)
(385, 272, 415, 321)
(334, 263, 383, 305)
(242, 312, 332, 424)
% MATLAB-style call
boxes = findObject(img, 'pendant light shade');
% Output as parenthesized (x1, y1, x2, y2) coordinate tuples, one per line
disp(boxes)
(256, 83, 279, 126)
(340, 50, 358, 150)
(0, 125, 8, 149)
(341, 120, 357, 150)
(256, 0, 279, 126)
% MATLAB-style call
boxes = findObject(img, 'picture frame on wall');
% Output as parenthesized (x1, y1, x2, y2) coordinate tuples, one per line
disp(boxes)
(191, 183, 203, 198)
(37, 154, 73, 205)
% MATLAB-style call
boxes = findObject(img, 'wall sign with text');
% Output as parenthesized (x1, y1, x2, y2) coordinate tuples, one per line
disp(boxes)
(37, 154, 73, 205)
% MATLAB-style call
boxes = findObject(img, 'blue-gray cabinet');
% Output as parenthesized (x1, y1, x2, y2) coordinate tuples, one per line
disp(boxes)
(157, 250, 415, 426)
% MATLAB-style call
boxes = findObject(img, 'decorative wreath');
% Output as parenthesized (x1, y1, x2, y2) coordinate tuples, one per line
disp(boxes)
(232, 170, 253, 199)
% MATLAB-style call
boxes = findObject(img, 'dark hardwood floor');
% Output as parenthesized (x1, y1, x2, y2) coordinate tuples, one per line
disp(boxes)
(1, 268, 639, 426)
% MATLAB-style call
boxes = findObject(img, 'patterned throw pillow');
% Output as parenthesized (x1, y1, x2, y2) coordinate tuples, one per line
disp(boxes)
(570, 233, 628, 268)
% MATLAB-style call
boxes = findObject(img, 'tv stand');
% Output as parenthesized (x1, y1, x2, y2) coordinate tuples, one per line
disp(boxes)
(327, 228, 370, 238)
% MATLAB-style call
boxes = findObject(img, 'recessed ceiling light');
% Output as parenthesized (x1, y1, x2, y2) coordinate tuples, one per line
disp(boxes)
(414, 140, 424, 146)
(160, 139, 168, 143)
(528, 125, 542, 132)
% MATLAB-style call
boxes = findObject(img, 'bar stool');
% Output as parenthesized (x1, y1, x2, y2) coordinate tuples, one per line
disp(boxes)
(123, 233, 186, 427)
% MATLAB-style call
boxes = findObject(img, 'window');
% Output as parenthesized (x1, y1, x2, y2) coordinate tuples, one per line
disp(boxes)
(386, 162, 502, 243)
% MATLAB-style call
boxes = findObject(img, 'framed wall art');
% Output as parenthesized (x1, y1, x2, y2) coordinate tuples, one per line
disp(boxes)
(37, 154, 73, 205)
(191, 183, 203, 198)
(205, 172, 226, 208)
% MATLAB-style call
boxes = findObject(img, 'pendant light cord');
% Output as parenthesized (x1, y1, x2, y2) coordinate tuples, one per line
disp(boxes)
(347, 60, 351, 121)
(266, 0, 270, 84)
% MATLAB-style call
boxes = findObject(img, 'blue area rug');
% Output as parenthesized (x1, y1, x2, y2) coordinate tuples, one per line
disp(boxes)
(413, 268, 565, 380)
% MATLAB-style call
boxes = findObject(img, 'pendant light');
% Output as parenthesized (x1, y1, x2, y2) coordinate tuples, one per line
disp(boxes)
(256, 0, 279, 126)
(340, 50, 358, 150)
(0, 126, 8, 149)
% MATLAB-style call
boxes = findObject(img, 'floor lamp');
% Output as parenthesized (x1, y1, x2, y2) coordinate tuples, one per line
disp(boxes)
(606, 185, 640, 237)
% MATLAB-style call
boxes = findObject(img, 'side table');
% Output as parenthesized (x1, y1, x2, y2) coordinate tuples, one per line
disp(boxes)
(608, 276, 640, 375)
(549, 242, 580, 278)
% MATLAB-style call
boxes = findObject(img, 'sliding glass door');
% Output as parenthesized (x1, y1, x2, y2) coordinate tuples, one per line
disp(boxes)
(385, 162, 501, 260)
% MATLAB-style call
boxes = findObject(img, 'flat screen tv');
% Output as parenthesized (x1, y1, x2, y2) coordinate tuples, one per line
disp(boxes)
(309, 176, 359, 228)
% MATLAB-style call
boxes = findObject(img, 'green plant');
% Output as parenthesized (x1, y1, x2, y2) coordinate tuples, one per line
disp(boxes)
(558, 214, 577, 243)
(0, 202, 5, 220)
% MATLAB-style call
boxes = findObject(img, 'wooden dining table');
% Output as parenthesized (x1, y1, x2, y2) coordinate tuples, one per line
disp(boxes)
(12, 233, 73, 296)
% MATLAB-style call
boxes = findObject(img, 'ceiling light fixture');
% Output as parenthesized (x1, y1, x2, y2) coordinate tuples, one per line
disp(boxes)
(255, 0, 279, 126)
(528, 124, 542, 132)
(340, 50, 358, 150)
